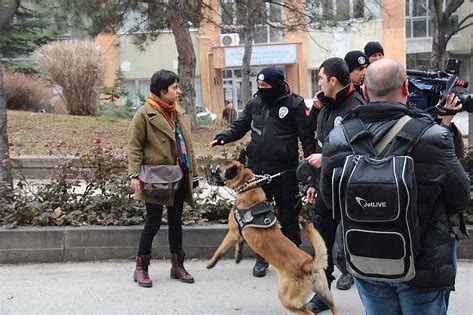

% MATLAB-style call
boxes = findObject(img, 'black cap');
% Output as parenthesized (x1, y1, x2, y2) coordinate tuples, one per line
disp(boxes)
(344, 50, 369, 72)
(256, 67, 285, 89)
(364, 41, 384, 58)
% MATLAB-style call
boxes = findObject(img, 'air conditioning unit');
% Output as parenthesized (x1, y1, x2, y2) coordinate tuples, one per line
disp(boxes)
(220, 33, 240, 46)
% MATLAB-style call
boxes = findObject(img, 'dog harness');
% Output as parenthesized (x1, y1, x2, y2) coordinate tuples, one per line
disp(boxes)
(233, 202, 277, 233)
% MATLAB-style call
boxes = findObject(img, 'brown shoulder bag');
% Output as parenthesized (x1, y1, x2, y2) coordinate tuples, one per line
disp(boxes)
(138, 165, 183, 198)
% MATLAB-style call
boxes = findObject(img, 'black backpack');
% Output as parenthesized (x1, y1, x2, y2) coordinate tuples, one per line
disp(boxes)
(332, 115, 433, 282)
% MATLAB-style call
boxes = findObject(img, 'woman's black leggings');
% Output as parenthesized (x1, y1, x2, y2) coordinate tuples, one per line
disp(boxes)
(137, 184, 185, 256)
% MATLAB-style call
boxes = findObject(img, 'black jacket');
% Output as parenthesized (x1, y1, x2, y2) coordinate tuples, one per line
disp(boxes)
(216, 92, 315, 174)
(320, 102, 470, 291)
(308, 84, 365, 188)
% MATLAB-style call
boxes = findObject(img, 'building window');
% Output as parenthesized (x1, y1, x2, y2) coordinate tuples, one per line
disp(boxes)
(406, 0, 459, 39)
(124, 77, 202, 107)
(320, 0, 365, 20)
(220, 0, 284, 44)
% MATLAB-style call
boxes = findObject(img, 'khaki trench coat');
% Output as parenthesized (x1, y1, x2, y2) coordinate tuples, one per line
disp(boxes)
(127, 102, 197, 207)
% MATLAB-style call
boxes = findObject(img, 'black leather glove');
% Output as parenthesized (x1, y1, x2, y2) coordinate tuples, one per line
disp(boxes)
(212, 134, 226, 146)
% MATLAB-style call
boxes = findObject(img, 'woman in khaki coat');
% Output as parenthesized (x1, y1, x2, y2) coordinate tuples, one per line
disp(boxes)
(127, 70, 197, 288)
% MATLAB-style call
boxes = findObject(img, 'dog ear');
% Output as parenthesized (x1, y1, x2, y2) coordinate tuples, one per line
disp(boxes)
(237, 149, 247, 165)
(224, 164, 239, 180)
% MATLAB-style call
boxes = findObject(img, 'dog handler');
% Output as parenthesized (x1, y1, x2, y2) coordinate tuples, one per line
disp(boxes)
(127, 69, 198, 287)
(210, 66, 316, 277)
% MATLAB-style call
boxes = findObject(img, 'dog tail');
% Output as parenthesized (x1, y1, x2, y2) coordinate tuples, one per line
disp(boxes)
(303, 222, 328, 270)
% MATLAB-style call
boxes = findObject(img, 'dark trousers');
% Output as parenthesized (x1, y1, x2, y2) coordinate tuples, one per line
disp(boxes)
(137, 184, 185, 256)
(260, 172, 302, 246)
(312, 197, 338, 285)
(333, 223, 348, 274)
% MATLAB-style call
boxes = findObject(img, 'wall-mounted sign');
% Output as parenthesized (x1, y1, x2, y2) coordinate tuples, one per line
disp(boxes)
(121, 61, 131, 72)
(224, 44, 298, 67)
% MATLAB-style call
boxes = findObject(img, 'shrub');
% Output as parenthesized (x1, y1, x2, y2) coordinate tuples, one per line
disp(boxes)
(32, 40, 106, 116)
(99, 101, 137, 120)
(0, 139, 235, 227)
(4, 72, 52, 111)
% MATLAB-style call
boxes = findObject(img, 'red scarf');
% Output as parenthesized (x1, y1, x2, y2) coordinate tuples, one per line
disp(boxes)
(147, 93, 177, 129)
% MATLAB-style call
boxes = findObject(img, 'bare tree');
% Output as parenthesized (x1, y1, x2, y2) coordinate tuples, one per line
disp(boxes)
(0, 0, 21, 190)
(62, 0, 203, 129)
(430, 0, 473, 70)
(204, 0, 374, 106)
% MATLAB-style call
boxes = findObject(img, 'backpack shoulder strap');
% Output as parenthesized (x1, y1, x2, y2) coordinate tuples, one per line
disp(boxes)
(375, 115, 411, 155)
(342, 118, 376, 155)
(382, 117, 434, 157)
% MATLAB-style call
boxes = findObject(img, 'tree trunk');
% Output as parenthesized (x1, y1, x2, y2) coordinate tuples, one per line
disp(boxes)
(241, 11, 257, 107)
(0, 0, 20, 31)
(166, 0, 197, 130)
(0, 52, 13, 189)
(241, 27, 255, 107)
(430, 2, 448, 71)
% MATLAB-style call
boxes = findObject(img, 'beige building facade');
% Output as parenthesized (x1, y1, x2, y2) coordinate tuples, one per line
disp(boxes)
(97, 0, 410, 118)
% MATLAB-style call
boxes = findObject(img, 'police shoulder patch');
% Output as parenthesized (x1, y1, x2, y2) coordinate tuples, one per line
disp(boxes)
(279, 106, 289, 119)
(334, 116, 343, 127)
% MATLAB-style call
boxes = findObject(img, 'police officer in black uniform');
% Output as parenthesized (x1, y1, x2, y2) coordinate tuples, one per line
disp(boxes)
(210, 66, 316, 277)
(305, 57, 365, 312)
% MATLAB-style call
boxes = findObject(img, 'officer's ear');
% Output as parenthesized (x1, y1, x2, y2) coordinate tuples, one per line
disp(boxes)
(363, 84, 370, 101)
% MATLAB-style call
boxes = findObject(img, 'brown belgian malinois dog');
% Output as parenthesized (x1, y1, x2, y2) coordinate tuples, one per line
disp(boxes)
(206, 153, 338, 315)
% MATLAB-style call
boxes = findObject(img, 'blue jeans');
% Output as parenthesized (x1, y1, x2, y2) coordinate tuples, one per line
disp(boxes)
(354, 277, 451, 315)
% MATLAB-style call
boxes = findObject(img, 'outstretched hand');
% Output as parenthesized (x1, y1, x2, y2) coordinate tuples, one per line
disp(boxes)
(209, 139, 225, 147)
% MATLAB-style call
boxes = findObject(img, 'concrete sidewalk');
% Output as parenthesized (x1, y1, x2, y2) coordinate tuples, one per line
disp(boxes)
(1, 259, 472, 314)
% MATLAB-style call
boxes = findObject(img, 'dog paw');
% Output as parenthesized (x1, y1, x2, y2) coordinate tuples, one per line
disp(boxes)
(206, 262, 215, 269)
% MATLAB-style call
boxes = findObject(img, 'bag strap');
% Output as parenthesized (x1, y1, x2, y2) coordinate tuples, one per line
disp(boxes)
(343, 115, 433, 158)
(375, 115, 411, 155)
(342, 118, 376, 155)
(383, 117, 434, 157)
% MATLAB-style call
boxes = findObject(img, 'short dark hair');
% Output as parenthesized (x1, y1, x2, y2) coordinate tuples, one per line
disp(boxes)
(150, 70, 179, 97)
(319, 57, 350, 86)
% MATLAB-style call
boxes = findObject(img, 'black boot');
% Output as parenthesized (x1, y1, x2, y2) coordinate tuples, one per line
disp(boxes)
(306, 294, 329, 313)
(336, 272, 354, 290)
(306, 280, 332, 313)
(252, 255, 269, 277)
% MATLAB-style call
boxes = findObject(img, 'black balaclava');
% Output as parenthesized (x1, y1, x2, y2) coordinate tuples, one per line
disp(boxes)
(257, 67, 288, 104)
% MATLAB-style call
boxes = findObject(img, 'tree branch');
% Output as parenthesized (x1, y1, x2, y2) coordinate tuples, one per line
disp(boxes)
(444, 0, 464, 20)
(0, 0, 21, 32)
(446, 22, 473, 42)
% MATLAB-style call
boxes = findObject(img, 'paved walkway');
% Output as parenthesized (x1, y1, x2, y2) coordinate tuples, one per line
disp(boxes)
(1, 259, 472, 314)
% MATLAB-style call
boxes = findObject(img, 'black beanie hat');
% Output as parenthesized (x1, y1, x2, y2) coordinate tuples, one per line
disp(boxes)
(344, 50, 369, 72)
(364, 41, 384, 58)
(257, 67, 285, 89)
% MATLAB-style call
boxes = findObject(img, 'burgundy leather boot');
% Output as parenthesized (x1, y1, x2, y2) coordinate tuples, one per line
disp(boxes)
(134, 255, 153, 288)
(170, 252, 195, 283)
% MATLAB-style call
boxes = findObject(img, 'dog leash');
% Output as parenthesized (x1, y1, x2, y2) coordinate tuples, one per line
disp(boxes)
(234, 170, 295, 194)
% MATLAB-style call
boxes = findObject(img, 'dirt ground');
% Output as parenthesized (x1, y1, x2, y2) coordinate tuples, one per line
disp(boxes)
(7, 110, 247, 160)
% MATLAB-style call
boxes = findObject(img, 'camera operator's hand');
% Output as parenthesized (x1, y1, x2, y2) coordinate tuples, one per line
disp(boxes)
(305, 153, 322, 168)
(440, 93, 462, 126)
(306, 187, 317, 204)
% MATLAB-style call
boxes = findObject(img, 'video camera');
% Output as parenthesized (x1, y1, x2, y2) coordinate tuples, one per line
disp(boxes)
(407, 58, 473, 114)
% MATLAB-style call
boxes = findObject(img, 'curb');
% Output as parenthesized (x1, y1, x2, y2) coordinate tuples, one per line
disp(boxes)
(1, 225, 472, 263)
